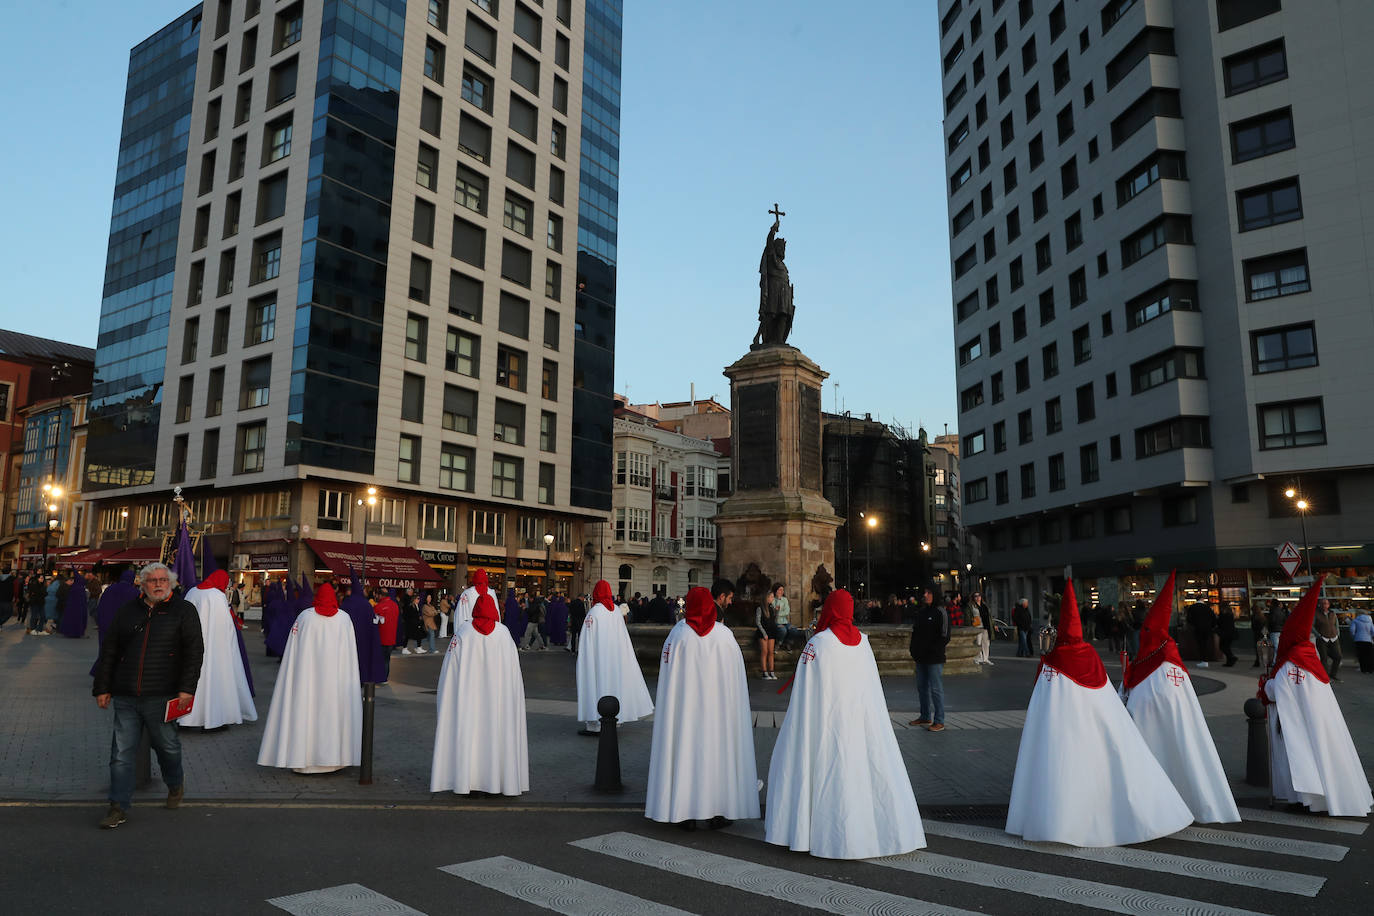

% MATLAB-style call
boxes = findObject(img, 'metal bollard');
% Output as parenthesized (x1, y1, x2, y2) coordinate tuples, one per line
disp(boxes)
(593, 695, 623, 793)
(1243, 697, 1270, 787)
(359, 682, 376, 785)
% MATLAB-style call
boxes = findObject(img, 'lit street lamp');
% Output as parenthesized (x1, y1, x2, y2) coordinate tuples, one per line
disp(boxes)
(355, 485, 378, 786)
(860, 512, 878, 603)
(41, 483, 63, 571)
(1284, 485, 1314, 581)
(965, 562, 974, 599)
(544, 531, 555, 590)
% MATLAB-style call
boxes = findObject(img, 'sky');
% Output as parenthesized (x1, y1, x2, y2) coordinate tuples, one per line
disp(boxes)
(0, 0, 957, 437)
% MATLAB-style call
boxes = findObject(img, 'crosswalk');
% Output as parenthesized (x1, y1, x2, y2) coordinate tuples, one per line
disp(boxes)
(267, 808, 1366, 915)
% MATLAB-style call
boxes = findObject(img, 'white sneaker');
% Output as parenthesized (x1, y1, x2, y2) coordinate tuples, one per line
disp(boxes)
(985, 660, 995, 666)
(415, 648, 427, 654)
(401, 648, 412, 655)
(1196, 661, 1208, 668)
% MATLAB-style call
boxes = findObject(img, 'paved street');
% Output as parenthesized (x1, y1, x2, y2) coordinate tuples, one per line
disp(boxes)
(2, 621, 1371, 913)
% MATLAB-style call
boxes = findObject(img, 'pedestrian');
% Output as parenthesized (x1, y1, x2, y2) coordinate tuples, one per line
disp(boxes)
(575, 580, 653, 735)
(431, 591, 528, 796)
(969, 595, 992, 665)
(421, 592, 440, 654)
(1188, 602, 1216, 668)
(1249, 601, 1267, 668)
(1012, 597, 1033, 657)
(1267, 598, 1288, 649)
(44, 574, 61, 634)
(771, 583, 797, 649)
(257, 584, 362, 774)
(766, 589, 925, 859)
(908, 587, 950, 731)
(646, 586, 759, 830)
(1216, 602, 1238, 667)
(755, 589, 778, 680)
(0, 566, 14, 629)
(1313, 597, 1343, 681)
(400, 588, 425, 654)
(373, 589, 400, 677)
(1127, 600, 1146, 658)
(521, 591, 547, 650)
(1108, 605, 1126, 655)
(1007, 580, 1193, 847)
(91, 562, 204, 829)
(568, 592, 586, 653)
(438, 593, 451, 639)
(1350, 607, 1373, 673)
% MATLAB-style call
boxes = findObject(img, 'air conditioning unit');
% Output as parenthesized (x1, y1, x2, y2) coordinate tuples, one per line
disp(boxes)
(232, 554, 251, 569)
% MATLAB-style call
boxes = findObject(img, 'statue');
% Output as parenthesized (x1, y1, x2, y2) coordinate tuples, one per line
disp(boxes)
(754, 204, 795, 349)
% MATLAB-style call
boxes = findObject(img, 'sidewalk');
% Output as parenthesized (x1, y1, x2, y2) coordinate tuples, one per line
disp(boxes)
(2, 622, 1370, 809)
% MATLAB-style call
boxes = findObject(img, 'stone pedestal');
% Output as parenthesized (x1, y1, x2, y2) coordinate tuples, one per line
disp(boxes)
(715, 346, 842, 627)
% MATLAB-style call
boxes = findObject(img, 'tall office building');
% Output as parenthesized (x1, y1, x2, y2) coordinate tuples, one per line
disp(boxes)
(938, 0, 1374, 614)
(86, 0, 622, 594)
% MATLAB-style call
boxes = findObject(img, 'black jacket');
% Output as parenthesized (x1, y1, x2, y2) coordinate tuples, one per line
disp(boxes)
(1012, 603, 1033, 630)
(92, 595, 204, 698)
(909, 603, 951, 665)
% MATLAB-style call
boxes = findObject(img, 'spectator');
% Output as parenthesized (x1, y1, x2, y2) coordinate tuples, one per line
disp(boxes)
(968, 595, 992, 665)
(755, 590, 778, 680)
(399, 588, 425, 654)
(908, 587, 951, 731)
(421, 592, 440, 654)
(771, 583, 798, 649)
(568, 593, 587, 653)
(1216, 602, 1238, 667)
(91, 562, 204, 829)
(521, 591, 548, 651)
(1249, 602, 1267, 668)
(1313, 597, 1342, 681)
(1266, 598, 1288, 649)
(1350, 607, 1373, 674)
(1012, 597, 1033, 657)
(1188, 603, 1216, 668)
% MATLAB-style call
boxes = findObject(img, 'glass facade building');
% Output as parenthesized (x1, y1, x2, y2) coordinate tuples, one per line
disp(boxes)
(85, 8, 202, 490)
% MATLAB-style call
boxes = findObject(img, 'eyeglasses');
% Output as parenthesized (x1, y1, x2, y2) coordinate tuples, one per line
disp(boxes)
(144, 577, 171, 584)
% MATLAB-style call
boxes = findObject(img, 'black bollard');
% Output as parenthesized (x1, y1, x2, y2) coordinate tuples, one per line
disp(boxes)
(1243, 697, 1269, 787)
(593, 695, 623, 793)
(359, 682, 376, 785)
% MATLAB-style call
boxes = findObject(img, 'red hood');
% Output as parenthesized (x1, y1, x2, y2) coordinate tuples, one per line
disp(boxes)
(814, 589, 860, 646)
(472, 568, 489, 596)
(1274, 575, 1330, 684)
(472, 592, 499, 635)
(684, 586, 715, 637)
(592, 580, 616, 612)
(197, 569, 230, 592)
(1124, 571, 1185, 689)
(313, 583, 340, 617)
(1038, 579, 1107, 688)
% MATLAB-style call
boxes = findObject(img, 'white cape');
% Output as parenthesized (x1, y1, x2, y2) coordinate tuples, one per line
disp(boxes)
(765, 630, 924, 859)
(431, 621, 529, 795)
(1007, 665, 1194, 846)
(256, 608, 362, 771)
(182, 586, 257, 728)
(452, 586, 480, 631)
(1266, 661, 1373, 816)
(1126, 662, 1239, 823)
(576, 603, 653, 723)
(646, 621, 759, 823)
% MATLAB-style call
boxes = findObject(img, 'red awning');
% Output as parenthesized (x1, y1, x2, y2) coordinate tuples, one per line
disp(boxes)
(106, 546, 163, 565)
(305, 539, 443, 590)
(66, 548, 121, 569)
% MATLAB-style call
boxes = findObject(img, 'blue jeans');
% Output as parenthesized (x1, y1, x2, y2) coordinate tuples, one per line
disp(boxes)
(1017, 628, 1031, 656)
(109, 695, 183, 809)
(425, 630, 437, 652)
(916, 663, 945, 724)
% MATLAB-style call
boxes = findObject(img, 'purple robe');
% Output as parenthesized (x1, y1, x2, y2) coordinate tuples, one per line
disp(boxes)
(58, 574, 88, 638)
(297, 574, 314, 610)
(264, 581, 292, 658)
(504, 593, 526, 645)
(342, 567, 387, 684)
(546, 596, 569, 646)
(90, 570, 139, 676)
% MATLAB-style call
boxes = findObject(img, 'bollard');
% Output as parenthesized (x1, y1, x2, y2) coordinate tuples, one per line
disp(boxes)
(1243, 697, 1269, 787)
(359, 682, 376, 785)
(593, 695, 623, 793)
(135, 726, 152, 788)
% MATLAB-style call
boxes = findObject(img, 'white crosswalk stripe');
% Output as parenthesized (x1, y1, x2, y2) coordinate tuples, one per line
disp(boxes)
(440, 856, 693, 915)
(1171, 825, 1349, 861)
(570, 830, 985, 916)
(267, 883, 427, 916)
(1239, 806, 1368, 836)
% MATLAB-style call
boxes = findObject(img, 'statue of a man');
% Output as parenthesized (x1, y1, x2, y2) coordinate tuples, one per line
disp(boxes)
(755, 214, 794, 348)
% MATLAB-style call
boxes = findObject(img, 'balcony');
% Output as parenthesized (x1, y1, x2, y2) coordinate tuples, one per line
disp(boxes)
(655, 484, 675, 501)
(652, 537, 681, 556)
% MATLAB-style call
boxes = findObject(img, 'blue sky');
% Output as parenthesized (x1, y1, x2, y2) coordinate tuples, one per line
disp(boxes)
(0, 0, 956, 436)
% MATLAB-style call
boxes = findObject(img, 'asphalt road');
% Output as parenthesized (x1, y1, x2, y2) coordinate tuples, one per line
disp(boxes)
(3, 801, 1367, 915)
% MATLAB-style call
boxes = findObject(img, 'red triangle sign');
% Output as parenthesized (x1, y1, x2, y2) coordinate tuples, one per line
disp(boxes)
(1277, 541, 1302, 578)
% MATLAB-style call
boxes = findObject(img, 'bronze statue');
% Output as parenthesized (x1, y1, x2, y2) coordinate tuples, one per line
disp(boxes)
(754, 204, 795, 349)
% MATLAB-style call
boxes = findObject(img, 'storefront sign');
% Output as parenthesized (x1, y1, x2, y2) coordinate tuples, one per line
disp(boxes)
(247, 552, 289, 570)
(419, 549, 457, 566)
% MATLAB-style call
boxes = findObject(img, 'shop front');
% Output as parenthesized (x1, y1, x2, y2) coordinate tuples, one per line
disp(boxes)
(305, 538, 443, 591)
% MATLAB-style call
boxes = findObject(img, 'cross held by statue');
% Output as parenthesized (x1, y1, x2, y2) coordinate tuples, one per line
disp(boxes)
(769, 203, 785, 221)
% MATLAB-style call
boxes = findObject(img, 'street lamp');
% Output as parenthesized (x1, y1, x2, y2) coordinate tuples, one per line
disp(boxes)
(355, 485, 377, 786)
(965, 562, 974, 601)
(1285, 485, 1313, 580)
(41, 483, 63, 570)
(544, 531, 555, 592)
(860, 512, 878, 603)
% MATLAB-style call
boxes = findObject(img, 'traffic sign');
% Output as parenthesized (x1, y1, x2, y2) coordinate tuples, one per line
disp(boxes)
(1276, 541, 1302, 579)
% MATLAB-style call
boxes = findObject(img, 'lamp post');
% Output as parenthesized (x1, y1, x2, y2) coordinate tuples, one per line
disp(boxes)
(544, 531, 555, 590)
(40, 483, 62, 571)
(965, 562, 974, 601)
(355, 485, 377, 786)
(860, 512, 878, 603)
(1284, 486, 1314, 581)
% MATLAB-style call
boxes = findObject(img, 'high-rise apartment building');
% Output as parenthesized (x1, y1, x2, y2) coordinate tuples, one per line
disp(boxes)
(939, 0, 1374, 615)
(85, 0, 622, 593)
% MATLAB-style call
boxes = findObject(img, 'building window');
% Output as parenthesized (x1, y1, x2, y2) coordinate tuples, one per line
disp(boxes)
(424, 38, 445, 83)
(991, 372, 1004, 403)
(1131, 348, 1205, 393)
(950, 159, 972, 193)
(1048, 454, 1066, 491)
(1126, 279, 1198, 328)
(496, 346, 525, 391)
(445, 329, 479, 377)
(498, 292, 530, 339)
(540, 411, 556, 451)
(489, 454, 521, 500)
(993, 420, 1006, 453)
(1076, 383, 1095, 422)
(461, 63, 493, 113)
(1252, 323, 1317, 374)
(246, 296, 275, 345)
(420, 89, 443, 136)
(958, 336, 982, 365)
(441, 384, 477, 434)
(1072, 325, 1091, 364)
(1224, 39, 1286, 95)
(1244, 249, 1309, 302)
(455, 166, 486, 213)
(440, 444, 475, 492)
(1162, 494, 1198, 527)
(1117, 151, 1187, 207)
(1217, 0, 1282, 32)
(401, 373, 425, 422)
(965, 478, 988, 503)
(419, 502, 456, 542)
(317, 489, 350, 531)
(493, 398, 525, 446)
(952, 201, 975, 236)
(469, 508, 504, 546)
(954, 245, 977, 278)
(398, 434, 420, 484)
(1012, 306, 1027, 340)
(1135, 416, 1211, 458)
(1015, 357, 1030, 392)
(405, 313, 428, 362)
(1105, 504, 1132, 534)
(1231, 108, 1294, 163)
(960, 382, 984, 412)
(1042, 343, 1058, 380)
(409, 254, 432, 303)
(417, 144, 439, 191)
(1121, 215, 1192, 266)
(264, 117, 292, 165)
(1237, 178, 1302, 232)
(1080, 444, 1099, 484)
(538, 463, 555, 505)
(1111, 88, 1182, 149)
(240, 357, 271, 409)
(1035, 235, 1053, 272)
(626, 452, 651, 488)
(963, 429, 986, 456)
(175, 376, 193, 424)
(235, 421, 267, 474)
(1018, 409, 1033, 444)
(1258, 398, 1325, 450)
(1045, 397, 1062, 434)
(1020, 462, 1036, 499)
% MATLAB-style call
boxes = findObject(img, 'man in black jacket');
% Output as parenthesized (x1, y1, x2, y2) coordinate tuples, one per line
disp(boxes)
(92, 562, 203, 829)
(908, 587, 951, 731)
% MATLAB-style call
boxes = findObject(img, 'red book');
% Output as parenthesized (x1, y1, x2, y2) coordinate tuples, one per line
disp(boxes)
(165, 695, 195, 722)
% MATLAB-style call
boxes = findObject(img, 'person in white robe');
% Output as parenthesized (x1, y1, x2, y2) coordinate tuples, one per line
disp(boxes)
(576, 580, 653, 734)
(1122, 570, 1239, 823)
(431, 591, 528, 795)
(1264, 574, 1373, 816)
(257, 583, 362, 774)
(451, 568, 489, 633)
(765, 589, 924, 859)
(181, 569, 257, 729)
(646, 586, 759, 829)
(1006, 579, 1193, 847)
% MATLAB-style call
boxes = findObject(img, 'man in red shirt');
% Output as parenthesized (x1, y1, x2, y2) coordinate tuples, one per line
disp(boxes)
(373, 589, 400, 679)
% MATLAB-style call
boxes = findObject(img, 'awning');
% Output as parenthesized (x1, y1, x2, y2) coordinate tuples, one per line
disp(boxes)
(66, 548, 120, 569)
(305, 539, 442, 590)
(106, 546, 163, 565)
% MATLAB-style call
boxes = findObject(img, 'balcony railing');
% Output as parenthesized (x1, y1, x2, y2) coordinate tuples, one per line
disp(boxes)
(655, 484, 675, 501)
(652, 537, 681, 556)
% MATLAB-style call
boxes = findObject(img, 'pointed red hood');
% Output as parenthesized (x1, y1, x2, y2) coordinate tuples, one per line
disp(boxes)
(1038, 580, 1108, 688)
(814, 589, 861, 646)
(472, 592, 499, 635)
(1124, 571, 1185, 689)
(472, 568, 489, 596)
(1274, 575, 1329, 684)
(592, 579, 616, 612)
(197, 569, 230, 592)
(313, 583, 340, 617)
(684, 586, 715, 637)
